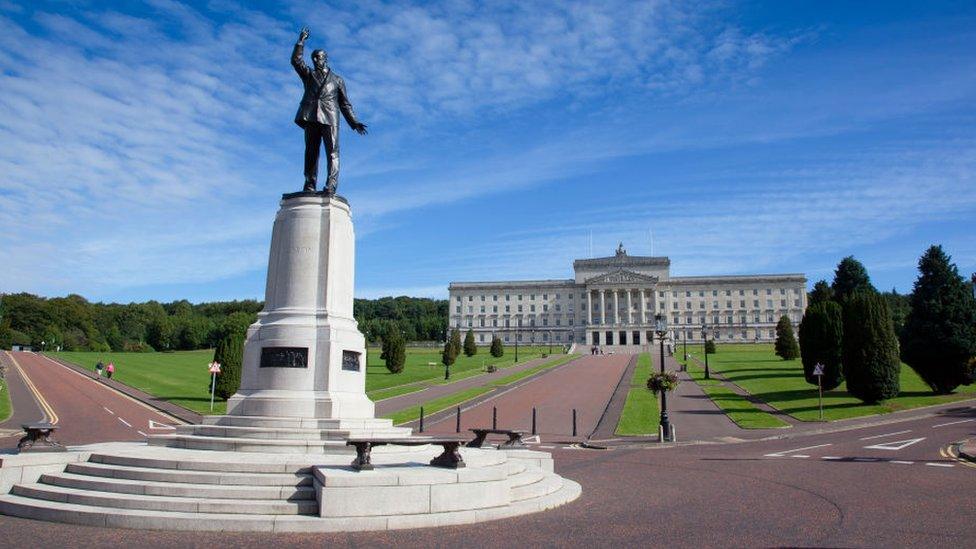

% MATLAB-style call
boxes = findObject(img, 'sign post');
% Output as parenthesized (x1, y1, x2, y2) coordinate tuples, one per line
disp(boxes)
(812, 362, 825, 421)
(208, 361, 221, 412)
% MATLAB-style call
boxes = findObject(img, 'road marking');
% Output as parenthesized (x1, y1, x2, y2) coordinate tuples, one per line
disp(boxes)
(537, 445, 555, 449)
(103, 407, 115, 415)
(859, 429, 911, 441)
(891, 460, 914, 465)
(926, 462, 954, 468)
(5, 351, 59, 424)
(821, 456, 842, 460)
(932, 419, 974, 428)
(523, 435, 541, 444)
(764, 443, 832, 457)
(149, 420, 176, 430)
(117, 417, 132, 428)
(791, 455, 809, 458)
(864, 437, 926, 451)
(137, 431, 148, 437)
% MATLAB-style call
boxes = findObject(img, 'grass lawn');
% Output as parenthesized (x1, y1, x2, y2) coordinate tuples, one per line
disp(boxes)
(700, 344, 976, 422)
(384, 354, 577, 425)
(615, 353, 659, 436)
(50, 345, 560, 415)
(679, 356, 790, 429)
(0, 377, 12, 423)
(51, 350, 224, 415)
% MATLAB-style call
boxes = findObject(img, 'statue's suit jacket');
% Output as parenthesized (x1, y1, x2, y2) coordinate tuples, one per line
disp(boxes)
(291, 43, 362, 129)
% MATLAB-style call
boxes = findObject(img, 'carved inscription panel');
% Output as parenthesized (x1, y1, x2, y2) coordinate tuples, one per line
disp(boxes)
(260, 347, 309, 368)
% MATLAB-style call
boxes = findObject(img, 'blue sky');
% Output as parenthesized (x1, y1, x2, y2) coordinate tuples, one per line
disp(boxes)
(1, 0, 974, 303)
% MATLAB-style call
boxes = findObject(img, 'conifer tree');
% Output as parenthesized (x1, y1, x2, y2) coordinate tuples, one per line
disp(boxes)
(808, 280, 833, 306)
(441, 336, 457, 367)
(213, 329, 245, 400)
(774, 315, 800, 360)
(842, 292, 901, 403)
(449, 328, 462, 358)
(463, 329, 477, 356)
(901, 245, 976, 394)
(798, 301, 844, 390)
(384, 331, 406, 374)
(490, 336, 504, 357)
(832, 256, 875, 301)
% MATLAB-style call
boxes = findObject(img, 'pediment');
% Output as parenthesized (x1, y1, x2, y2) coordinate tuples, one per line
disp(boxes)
(585, 269, 659, 285)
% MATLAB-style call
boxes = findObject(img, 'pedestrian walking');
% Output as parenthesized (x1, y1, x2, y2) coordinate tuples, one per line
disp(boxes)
(106, 362, 115, 379)
(95, 361, 104, 378)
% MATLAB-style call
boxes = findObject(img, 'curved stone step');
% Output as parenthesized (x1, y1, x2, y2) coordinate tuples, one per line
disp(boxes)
(88, 453, 314, 474)
(510, 472, 563, 502)
(148, 434, 352, 453)
(12, 483, 316, 515)
(507, 468, 544, 489)
(64, 462, 312, 487)
(202, 415, 402, 431)
(178, 424, 352, 441)
(40, 472, 315, 500)
(0, 477, 582, 532)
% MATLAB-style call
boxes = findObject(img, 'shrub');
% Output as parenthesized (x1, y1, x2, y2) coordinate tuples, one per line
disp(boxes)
(704, 339, 716, 354)
(463, 329, 477, 357)
(384, 331, 406, 374)
(842, 292, 900, 403)
(798, 301, 844, 390)
(213, 329, 245, 400)
(490, 336, 504, 357)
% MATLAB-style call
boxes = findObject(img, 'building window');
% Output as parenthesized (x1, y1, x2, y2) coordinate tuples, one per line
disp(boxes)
(493, 295, 498, 301)
(795, 299, 801, 307)
(504, 335, 510, 342)
(531, 305, 536, 312)
(543, 304, 549, 312)
(505, 305, 510, 312)
(506, 294, 510, 301)
(518, 294, 523, 301)
(455, 306, 460, 313)
(530, 294, 535, 300)
(753, 300, 759, 307)
(492, 319, 498, 327)
(479, 334, 485, 342)
(739, 300, 745, 308)
(468, 306, 473, 313)
(518, 305, 523, 312)
(480, 295, 485, 301)
(753, 289, 758, 295)
(686, 291, 691, 297)
(699, 302, 705, 309)
(493, 306, 498, 312)
(726, 300, 732, 308)
(712, 290, 718, 296)
(686, 302, 692, 309)
(555, 304, 561, 312)
(480, 306, 485, 313)
(505, 319, 510, 327)
(479, 318, 484, 327)
(781, 299, 787, 307)
(556, 318, 561, 326)
(456, 296, 461, 302)
(727, 315, 733, 324)
(659, 291, 665, 298)
(781, 288, 786, 295)
(698, 291, 704, 297)
(766, 289, 772, 295)
(543, 293, 548, 300)
(725, 290, 731, 296)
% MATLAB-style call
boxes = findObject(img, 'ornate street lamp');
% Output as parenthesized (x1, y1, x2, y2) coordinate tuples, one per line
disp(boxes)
(701, 323, 710, 380)
(654, 313, 673, 442)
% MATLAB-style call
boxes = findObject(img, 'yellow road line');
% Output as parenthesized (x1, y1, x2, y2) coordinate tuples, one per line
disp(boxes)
(942, 443, 976, 469)
(4, 351, 59, 424)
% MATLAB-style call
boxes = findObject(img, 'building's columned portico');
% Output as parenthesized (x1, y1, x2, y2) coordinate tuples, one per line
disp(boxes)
(583, 268, 661, 348)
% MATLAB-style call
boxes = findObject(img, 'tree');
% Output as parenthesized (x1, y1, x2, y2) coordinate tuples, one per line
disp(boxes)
(463, 328, 477, 357)
(441, 337, 457, 367)
(774, 316, 800, 360)
(490, 336, 504, 357)
(383, 331, 406, 374)
(449, 328, 462, 358)
(704, 339, 716, 354)
(832, 256, 874, 301)
(798, 301, 844, 390)
(842, 292, 900, 403)
(213, 326, 245, 400)
(883, 288, 912, 339)
(900, 245, 976, 394)
(808, 280, 833, 306)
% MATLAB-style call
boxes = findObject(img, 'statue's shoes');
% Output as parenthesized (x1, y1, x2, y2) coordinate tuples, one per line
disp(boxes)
(303, 184, 316, 192)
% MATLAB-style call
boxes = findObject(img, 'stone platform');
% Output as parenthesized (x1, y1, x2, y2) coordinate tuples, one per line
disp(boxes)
(0, 441, 580, 532)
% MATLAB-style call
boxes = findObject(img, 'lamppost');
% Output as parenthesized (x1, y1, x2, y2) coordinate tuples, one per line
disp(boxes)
(682, 331, 687, 362)
(654, 313, 673, 442)
(514, 317, 520, 363)
(548, 330, 553, 355)
(701, 323, 710, 380)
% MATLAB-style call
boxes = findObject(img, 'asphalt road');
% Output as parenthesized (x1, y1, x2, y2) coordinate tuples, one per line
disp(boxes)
(0, 352, 180, 450)
(0, 350, 974, 546)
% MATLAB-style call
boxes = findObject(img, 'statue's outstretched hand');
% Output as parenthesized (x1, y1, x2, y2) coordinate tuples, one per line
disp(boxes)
(353, 122, 368, 135)
(298, 26, 310, 43)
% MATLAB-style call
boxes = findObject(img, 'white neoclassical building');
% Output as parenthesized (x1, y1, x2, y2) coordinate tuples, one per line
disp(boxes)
(448, 244, 807, 351)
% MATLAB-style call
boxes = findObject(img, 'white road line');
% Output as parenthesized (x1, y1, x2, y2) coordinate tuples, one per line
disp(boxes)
(926, 462, 954, 468)
(859, 429, 911, 441)
(791, 455, 809, 458)
(891, 460, 914, 465)
(117, 417, 132, 428)
(137, 431, 148, 437)
(537, 445, 555, 449)
(932, 419, 975, 428)
(102, 407, 115, 415)
(764, 443, 832, 457)
(864, 437, 926, 451)
(821, 456, 842, 460)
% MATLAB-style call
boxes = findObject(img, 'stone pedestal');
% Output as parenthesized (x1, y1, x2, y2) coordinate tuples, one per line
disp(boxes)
(227, 194, 374, 419)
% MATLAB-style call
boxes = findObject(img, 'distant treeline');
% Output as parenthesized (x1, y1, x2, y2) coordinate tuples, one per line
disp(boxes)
(0, 293, 448, 351)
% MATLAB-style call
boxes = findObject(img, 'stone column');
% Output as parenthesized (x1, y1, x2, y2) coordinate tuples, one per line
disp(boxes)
(640, 289, 646, 325)
(600, 290, 606, 326)
(587, 290, 593, 325)
(613, 290, 619, 326)
(627, 289, 633, 325)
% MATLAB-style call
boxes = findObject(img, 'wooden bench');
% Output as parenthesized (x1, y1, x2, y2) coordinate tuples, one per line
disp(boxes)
(467, 428, 527, 449)
(346, 438, 467, 471)
(18, 422, 66, 453)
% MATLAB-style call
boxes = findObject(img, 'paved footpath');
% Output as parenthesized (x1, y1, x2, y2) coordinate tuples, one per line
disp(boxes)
(0, 352, 46, 439)
(374, 356, 548, 415)
(662, 353, 745, 441)
(0, 352, 180, 450)
(424, 354, 632, 440)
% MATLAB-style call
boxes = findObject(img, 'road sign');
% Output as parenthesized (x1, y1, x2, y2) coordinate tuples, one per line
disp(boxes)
(813, 363, 825, 421)
(208, 362, 221, 412)
(209, 361, 221, 374)
(813, 363, 824, 376)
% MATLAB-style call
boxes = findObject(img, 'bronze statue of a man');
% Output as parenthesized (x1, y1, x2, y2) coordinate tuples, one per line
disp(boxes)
(292, 27, 367, 195)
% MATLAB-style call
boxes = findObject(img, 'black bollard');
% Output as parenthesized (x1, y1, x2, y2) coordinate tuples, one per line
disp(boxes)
(492, 406, 498, 429)
(532, 407, 537, 436)
(419, 406, 424, 433)
(456, 405, 461, 433)
(572, 408, 577, 437)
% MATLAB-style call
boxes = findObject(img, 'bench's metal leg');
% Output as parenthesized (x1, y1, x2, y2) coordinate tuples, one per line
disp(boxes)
(498, 432, 527, 449)
(466, 431, 488, 448)
(350, 442, 374, 471)
(18, 427, 65, 453)
(430, 442, 466, 469)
